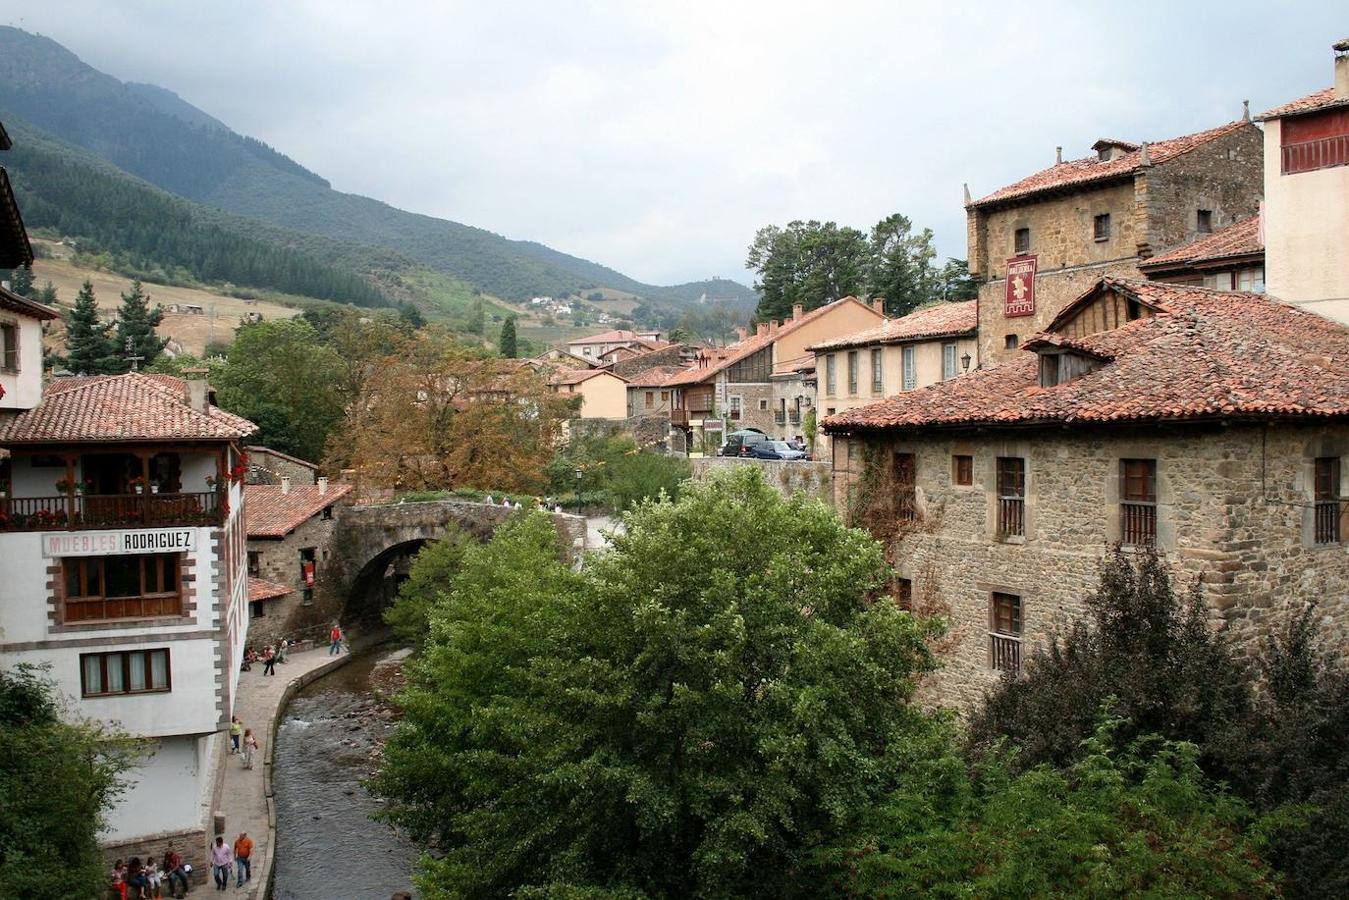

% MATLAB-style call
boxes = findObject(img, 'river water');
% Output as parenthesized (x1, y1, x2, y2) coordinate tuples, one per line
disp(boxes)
(273, 647, 420, 899)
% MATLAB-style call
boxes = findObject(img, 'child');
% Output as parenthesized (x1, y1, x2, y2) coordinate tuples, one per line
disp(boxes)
(111, 859, 128, 900)
(242, 728, 260, 770)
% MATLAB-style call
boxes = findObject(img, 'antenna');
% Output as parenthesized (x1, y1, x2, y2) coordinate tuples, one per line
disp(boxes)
(124, 336, 144, 372)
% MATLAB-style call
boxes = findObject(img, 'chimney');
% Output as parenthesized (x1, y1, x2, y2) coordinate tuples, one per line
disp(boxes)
(317, 476, 329, 495)
(871, 297, 885, 314)
(1055, 146, 1062, 164)
(1139, 141, 1151, 167)
(183, 367, 210, 413)
(963, 182, 972, 205)
(1242, 99, 1250, 122)
(1336, 38, 1349, 100)
(792, 303, 804, 321)
(734, 326, 747, 341)
(756, 322, 768, 337)
(281, 476, 292, 495)
(768, 320, 779, 335)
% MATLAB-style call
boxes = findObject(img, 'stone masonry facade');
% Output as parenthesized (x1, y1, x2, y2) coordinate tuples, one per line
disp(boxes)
(972, 125, 1263, 364)
(246, 511, 340, 647)
(831, 423, 1349, 709)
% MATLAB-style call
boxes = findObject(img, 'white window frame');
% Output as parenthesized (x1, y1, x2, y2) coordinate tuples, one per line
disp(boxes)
(942, 342, 957, 380)
(902, 345, 917, 391)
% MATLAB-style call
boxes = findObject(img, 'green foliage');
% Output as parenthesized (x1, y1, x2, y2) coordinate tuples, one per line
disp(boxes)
(5, 263, 33, 296)
(827, 713, 1277, 898)
(803, 407, 818, 455)
(112, 279, 167, 371)
(60, 278, 119, 374)
(0, 665, 141, 900)
(213, 319, 347, 461)
(937, 258, 978, 301)
(867, 213, 938, 316)
(34, 280, 58, 304)
(375, 468, 939, 898)
(385, 533, 472, 648)
(546, 434, 690, 511)
(499, 314, 518, 358)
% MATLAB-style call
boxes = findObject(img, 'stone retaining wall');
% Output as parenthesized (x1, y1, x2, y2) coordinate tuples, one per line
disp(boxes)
(690, 457, 832, 502)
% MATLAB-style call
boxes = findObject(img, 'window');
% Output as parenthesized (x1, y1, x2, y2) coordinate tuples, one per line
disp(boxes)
(893, 452, 916, 521)
(1237, 267, 1265, 294)
(300, 547, 317, 585)
(247, 550, 261, 577)
(249, 600, 265, 618)
(728, 396, 742, 421)
(1315, 457, 1341, 545)
(847, 351, 859, 395)
(896, 577, 913, 610)
(661, 391, 669, 402)
(1093, 213, 1111, 242)
(1004, 334, 1019, 351)
(0, 321, 17, 372)
(996, 457, 1025, 537)
(62, 554, 182, 622)
(902, 346, 916, 391)
(870, 349, 883, 393)
(942, 343, 957, 380)
(1196, 209, 1213, 233)
(952, 454, 973, 486)
(989, 593, 1022, 673)
(322, 505, 334, 521)
(1039, 353, 1061, 387)
(1014, 227, 1030, 255)
(825, 355, 837, 396)
(1120, 459, 1157, 547)
(758, 398, 768, 411)
(645, 391, 655, 408)
(81, 649, 170, 697)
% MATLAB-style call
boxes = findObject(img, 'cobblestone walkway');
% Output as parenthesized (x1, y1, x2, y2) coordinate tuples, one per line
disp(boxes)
(217, 645, 351, 898)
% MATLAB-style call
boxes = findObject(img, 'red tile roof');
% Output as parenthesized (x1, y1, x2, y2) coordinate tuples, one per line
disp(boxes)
(808, 300, 977, 352)
(0, 373, 256, 444)
(0, 284, 59, 320)
(969, 121, 1253, 209)
(1142, 216, 1264, 270)
(1256, 88, 1348, 121)
(569, 329, 661, 345)
(548, 367, 627, 387)
(245, 482, 353, 538)
(624, 365, 689, 388)
(248, 576, 292, 603)
(825, 278, 1349, 433)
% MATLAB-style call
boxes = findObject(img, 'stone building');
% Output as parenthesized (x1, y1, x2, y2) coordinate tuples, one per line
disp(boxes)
(966, 118, 1263, 366)
(1256, 39, 1349, 323)
(244, 477, 353, 647)
(245, 444, 319, 486)
(825, 278, 1349, 708)
(667, 296, 884, 453)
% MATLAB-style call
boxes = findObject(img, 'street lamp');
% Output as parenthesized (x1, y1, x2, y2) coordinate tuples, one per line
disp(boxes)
(961, 352, 973, 374)
(574, 467, 583, 515)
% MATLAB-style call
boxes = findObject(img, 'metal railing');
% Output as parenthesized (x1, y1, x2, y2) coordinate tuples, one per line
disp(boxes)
(896, 487, 917, 522)
(997, 497, 1024, 538)
(1315, 500, 1340, 545)
(1282, 134, 1349, 175)
(0, 492, 223, 532)
(1121, 501, 1157, 547)
(773, 411, 786, 425)
(990, 632, 1022, 673)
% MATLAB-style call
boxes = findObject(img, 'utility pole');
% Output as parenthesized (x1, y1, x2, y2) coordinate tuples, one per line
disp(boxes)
(124, 336, 144, 372)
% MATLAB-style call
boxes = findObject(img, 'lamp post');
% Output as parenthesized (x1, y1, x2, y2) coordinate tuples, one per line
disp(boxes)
(961, 352, 972, 374)
(574, 467, 583, 515)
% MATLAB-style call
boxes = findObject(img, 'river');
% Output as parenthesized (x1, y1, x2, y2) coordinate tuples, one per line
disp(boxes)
(273, 646, 420, 899)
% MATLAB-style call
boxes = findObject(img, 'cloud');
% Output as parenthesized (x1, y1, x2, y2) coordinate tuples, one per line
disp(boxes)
(5, 1, 1344, 285)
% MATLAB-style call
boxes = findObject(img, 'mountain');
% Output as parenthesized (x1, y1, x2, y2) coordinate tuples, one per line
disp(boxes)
(0, 27, 756, 311)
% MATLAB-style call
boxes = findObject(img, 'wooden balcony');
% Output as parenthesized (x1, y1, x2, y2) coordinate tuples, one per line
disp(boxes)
(1121, 501, 1156, 547)
(997, 497, 1025, 538)
(0, 491, 223, 532)
(989, 632, 1022, 673)
(1281, 134, 1349, 175)
(1315, 500, 1340, 545)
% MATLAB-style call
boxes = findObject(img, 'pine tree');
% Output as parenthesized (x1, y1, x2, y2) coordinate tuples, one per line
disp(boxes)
(35, 281, 59, 305)
(499, 315, 518, 358)
(62, 280, 117, 375)
(7, 264, 34, 297)
(113, 280, 167, 372)
(467, 296, 485, 336)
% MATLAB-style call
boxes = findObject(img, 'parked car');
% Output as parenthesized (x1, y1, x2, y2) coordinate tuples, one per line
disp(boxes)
(719, 429, 768, 457)
(749, 440, 809, 461)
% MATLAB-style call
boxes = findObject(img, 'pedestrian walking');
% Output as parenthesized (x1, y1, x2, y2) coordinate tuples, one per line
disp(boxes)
(262, 645, 277, 676)
(209, 836, 233, 891)
(278, 638, 289, 663)
(242, 728, 259, 769)
(229, 715, 242, 754)
(329, 623, 343, 655)
(162, 845, 189, 899)
(233, 832, 254, 888)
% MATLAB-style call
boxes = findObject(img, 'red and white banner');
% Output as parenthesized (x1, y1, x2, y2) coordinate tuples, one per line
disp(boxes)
(1005, 255, 1037, 318)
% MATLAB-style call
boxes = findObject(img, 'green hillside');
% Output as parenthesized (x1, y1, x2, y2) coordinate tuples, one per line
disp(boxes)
(0, 26, 756, 312)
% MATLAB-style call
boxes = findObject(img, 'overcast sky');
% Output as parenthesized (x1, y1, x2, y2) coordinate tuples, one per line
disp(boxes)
(6, 2, 1345, 286)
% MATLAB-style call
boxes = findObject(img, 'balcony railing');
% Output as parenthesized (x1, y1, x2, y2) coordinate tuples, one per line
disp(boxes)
(1282, 134, 1349, 175)
(773, 410, 786, 425)
(670, 408, 690, 426)
(896, 487, 917, 522)
(1315, 500, 1340, 545)
(997, 496, 1025, 538)
(989, 632, 1022, 674)
(1121, 501, 1157, 547)
(788, 411, 801, 425)
(0, 491, 223, 532)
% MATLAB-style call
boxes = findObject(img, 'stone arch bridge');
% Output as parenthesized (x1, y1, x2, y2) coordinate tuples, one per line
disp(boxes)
(314, 499, 590, 630)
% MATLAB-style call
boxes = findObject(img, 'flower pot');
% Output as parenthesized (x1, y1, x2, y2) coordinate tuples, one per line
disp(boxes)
(151, 485, 160, 494)
(134, 485, 145, 495)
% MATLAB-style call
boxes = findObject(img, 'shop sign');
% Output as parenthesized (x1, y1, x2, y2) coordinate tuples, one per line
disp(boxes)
(42, 528, 197, 558)
(1005, 255, 1038, 317)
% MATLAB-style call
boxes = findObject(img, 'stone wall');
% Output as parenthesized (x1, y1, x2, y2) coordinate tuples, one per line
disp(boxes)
(245, 446, 317, 486)
(246, 510, 342, 648)
(831, 423, 1349, 709)
(691, 456, 832, 502)
(570, 414, 674, 450)
(723, 381, 777, 437)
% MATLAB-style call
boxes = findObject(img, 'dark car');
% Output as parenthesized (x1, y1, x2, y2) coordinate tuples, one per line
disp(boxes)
(749, 440, 808, 461)
(719, 429, 768, 457)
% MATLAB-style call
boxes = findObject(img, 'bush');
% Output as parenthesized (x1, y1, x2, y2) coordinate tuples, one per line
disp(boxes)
(547, 434, 689, 511)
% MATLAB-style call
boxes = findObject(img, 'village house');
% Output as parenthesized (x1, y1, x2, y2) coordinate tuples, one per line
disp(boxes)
(825, 277, 1349, 708)
(625, 366, 683, 418)
(566, 328, 665, 361)
(966, 117, 1263, 366)
(667, 297, 885, 453)
(1139, 215, 1265, 291)
(548, 367, 630, 419)
(244, 474, 353, 647)
(1256, 39, 1349, 323)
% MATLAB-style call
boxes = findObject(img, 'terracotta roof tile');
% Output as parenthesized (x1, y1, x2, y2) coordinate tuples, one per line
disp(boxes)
(1256, 88, 1348, 121)
(245, 482, 353, 538)
(1143, 216, 1263, 269)
(569, 329, 660, 345)
(0, 373, 256, 443)
(825, 278, 1349, 433)
(625, 365, 689, 388)
(248, 577, 292, 603)
(970, 121, 1252, 208)
(808, 300, 976, 352)
(548, 367, 627, 387)
(0, 284, 59, 320)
